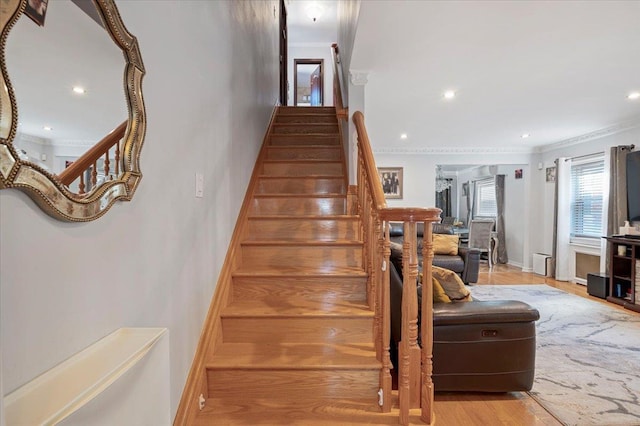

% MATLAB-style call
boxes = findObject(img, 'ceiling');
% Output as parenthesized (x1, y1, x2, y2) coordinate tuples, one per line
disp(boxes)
(346, 1, 640, 152)
(286, 0, 338, 45)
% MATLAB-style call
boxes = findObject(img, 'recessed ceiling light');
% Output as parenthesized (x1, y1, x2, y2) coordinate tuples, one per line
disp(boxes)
(400, 133, 408, 140)
(628, 92, 640, 100)
(521, 133, 530, 139)
(73, 86, 86, 94)
(43, 126, 53, 131)
(443, 90, 456, 99)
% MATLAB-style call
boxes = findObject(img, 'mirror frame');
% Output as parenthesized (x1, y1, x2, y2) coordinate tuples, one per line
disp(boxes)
(0, 0, 146, 222)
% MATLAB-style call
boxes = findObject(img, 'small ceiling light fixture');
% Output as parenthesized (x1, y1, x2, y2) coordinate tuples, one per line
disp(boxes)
(43, 126, 53, 131)
(521, 133, 530, 139)
(400, 133, 408, 140)
(72, 86, 86, 94)
(306, 3, 324, 22)
(628, 92, 640, 100)
(443, 90, 456, 100)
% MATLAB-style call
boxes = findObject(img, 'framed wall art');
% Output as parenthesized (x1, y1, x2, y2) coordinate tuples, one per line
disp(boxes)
(378, 167, 403, 199)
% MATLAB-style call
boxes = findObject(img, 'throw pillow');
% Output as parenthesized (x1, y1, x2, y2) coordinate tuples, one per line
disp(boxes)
(432, 265, 472, 302)
(418, 273, 452, 303)
(432, 234, 459, 256)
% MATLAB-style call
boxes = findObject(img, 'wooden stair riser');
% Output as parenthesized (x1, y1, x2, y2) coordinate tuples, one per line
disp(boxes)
(255, 178, 345, 195)
(221, 317, 373, 343)
(240, 245, 363, 270)
(275, 114, 337, 124)
(270, 134, 340, 146)
(245, 218, 358, 241)
(262, 162, 343, 176)
(206, 370, 379, 401)
(231, 276, 367, 302)
(249, 198, 346, 215)
(266, 147, 342, 161)
(278, 106, 336, 114)
(194, 398, 380, 426)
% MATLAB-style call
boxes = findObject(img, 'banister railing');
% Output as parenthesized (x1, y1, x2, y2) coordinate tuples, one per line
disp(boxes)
(353, 111, 440, 425)
(57, 120, 127, 194)
(331, 43, 348, 121)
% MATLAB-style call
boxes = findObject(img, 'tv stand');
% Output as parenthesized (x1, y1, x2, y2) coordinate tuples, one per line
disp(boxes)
(605, 236, 640, 313)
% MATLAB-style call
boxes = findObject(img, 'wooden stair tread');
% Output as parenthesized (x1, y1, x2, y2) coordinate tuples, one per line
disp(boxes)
(208, 342, 378, 369)
(241, 239, 362, 246)
(247, 214, 358, 220)
(233, 266, 367, 277)
(222, 298, 372, 317)
(258, 174, 345, 179)
(194, 397, 385, 426)
(253, 193, 346, 198)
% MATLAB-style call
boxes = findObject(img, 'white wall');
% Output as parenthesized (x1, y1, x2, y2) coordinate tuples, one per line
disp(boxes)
(0, 0, 279, 421)
(529, 125, 640, 276)
(373, 152, 532, 267)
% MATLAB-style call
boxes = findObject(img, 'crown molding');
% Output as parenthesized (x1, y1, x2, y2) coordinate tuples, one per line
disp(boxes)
(350, 70, 369, 86)
(536, 118, 640, 153)
(51, 139, 96, 147)
(372, 146, 535, 155)
(16, 133, 49, 145)
(289, 42, 334, 48)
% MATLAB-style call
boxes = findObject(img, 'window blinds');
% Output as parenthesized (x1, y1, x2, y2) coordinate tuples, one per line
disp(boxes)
(570, 158, 605, 238)
(475, 178, 497, 217)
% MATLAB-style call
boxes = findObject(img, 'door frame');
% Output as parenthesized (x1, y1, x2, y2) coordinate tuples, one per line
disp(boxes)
(293, 59, 324, 106)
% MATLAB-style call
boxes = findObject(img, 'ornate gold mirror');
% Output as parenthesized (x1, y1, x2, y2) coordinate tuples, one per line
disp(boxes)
(0, 0, 145, 221)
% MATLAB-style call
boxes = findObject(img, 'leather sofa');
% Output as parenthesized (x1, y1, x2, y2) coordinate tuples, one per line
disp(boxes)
(389, 261, 540, 392)
(389, 222, 480, 284)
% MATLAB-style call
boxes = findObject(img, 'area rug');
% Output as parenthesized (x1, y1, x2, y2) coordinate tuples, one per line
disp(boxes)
(470, 284, 640, 426)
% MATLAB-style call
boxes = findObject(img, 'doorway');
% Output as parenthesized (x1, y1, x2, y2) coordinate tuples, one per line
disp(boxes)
(294, 59, 323, 106)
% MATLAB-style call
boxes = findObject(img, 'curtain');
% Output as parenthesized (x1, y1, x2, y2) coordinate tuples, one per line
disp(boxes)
(606, 145, 634, 269)
(608, 145, 633, 234)
(554, 158, 572, 281)
(464, 182, 471, 226)
(494, 174, 508, 263)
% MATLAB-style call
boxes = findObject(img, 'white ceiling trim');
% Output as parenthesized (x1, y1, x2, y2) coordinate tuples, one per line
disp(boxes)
(536, 118, 640, 153)
(372, 146, 535, 155)
(350, 70, 369, 86)
(289, 42, 334, 48)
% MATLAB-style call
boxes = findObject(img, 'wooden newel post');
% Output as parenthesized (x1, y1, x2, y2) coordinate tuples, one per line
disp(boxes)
(380, 208, 440, 426)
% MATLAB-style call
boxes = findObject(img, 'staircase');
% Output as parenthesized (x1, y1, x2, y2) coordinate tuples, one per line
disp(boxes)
(193, 106, 382, 424)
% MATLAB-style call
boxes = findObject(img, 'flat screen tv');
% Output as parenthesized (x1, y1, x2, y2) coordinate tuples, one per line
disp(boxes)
(628, 150, 640, 223)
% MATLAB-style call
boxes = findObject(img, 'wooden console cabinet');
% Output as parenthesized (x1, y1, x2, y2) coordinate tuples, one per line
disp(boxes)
(605, 236, 640, 313)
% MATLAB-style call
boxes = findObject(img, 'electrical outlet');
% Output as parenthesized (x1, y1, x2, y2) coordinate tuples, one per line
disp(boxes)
(195, 173, 204, 198)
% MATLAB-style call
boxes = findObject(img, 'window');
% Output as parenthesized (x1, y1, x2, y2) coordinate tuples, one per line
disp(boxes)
(475, 178, 496, 217)
(570, 157, 605, 239)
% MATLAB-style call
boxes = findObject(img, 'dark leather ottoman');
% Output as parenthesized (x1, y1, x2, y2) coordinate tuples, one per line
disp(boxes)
(432, 301, 540, 392)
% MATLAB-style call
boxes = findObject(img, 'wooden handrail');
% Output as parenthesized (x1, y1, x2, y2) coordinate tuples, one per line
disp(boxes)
(353, 111, 386, 210)
(353, 111, 440, 425)
(331, 43, 348, 120)
(57, 120, 127, 186)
